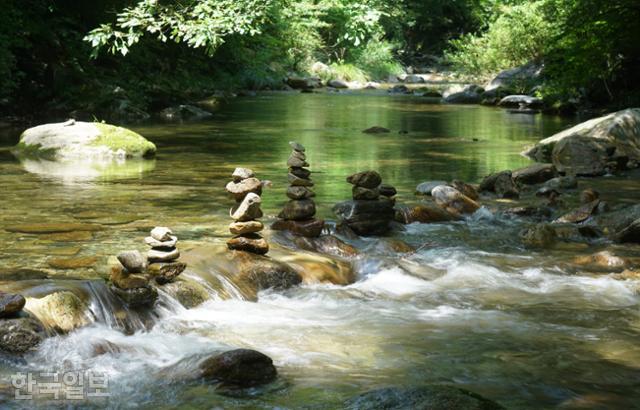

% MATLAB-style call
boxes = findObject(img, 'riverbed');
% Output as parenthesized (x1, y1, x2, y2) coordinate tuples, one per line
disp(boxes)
(1, 92, 640, 409)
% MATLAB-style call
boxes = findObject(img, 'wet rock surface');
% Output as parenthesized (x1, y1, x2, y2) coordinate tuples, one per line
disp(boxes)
(199, 349, 277, 387)
(0, 317, 45, 354)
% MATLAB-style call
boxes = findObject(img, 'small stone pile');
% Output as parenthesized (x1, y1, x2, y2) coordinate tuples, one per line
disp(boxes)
(272, 141, 324, 237)
(226, 168, 269, 255)
(333, 170, 396, 236)
(111, 226, 186, 307)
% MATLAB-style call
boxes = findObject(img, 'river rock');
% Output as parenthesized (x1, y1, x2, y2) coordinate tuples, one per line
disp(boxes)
(159, 104, 213, 121)
(389, 84, 409, 94)
(111, 285, 158, 307)
(352, 186, 380, 200)
(286, 76, 321, 90)
(480, 171, 519, 198)
(288, 173, 314, 187)
(347, 170, 382, 189)
(333, 199, 395, 236)
(148, 248, 180, 262)
(287, 186, 315, 200)
(432, 185, 480, 215)
(287, 156, 309, 168)
(199, 349, 277, 387)
(0, 293, 26, 318)
(379, 184, 397, 197)
(162, 279, 210, 308)
(499, 95, 543, 109)
(151, 227, 173, 242)
(443, 84, 484, 104)
(344, 386, 504, 410)
(26, 291, 91, 333)
(110, 266, 149, 289)
(144, 235, 178, 248)
(47, 256, 97, 269)
(572, 251, 627, 272)
(232, 167, 254, 182)
(395, 203, 459, 224)
(289, 141, 305, 152)
(278, 200, 316, 220)
(363, 126, 390, 134)
(328, 79, 349, 89)
(596, 204, 640, 242)
(580, 189, 599, 204)
(289, 167, 311, 179)
(229, 221, 264, 235)
(290, 149, 306, 161)
(227, 234, 269, 255)
(271, 219, 325, 237)
(450, 180, 479, 200)
(512, 163, 557, 185)
(225, 178, 263, 202)
(523, 108, 640, 175)
(543, 176, 578, 190)
(291, 235, 358, 258)
(485, 62, 543, 92)
(14, 121, 156, 161)
(147, 262, 187, 285)
(117, 250, 146, 273)
(416, 180, 447, 196)
(520, 224, 558, 248)
(230, 193, 263, 222)
(0, 317, 45, 354)
(554, 200, 600, 224)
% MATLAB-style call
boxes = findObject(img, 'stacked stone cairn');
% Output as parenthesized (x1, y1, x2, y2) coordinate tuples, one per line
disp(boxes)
(333, 170, 396, 236)
(272, 141, 324, 237)
(226, 168, 269, 255)
(111, 226, 186, 307)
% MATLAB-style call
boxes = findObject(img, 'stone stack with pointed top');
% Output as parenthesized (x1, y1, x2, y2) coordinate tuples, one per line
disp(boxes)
(226, 168, 269, 255)
(272, 141, 324, 237)
(333, 170, 396, 236)
(145, 227, 186, 284)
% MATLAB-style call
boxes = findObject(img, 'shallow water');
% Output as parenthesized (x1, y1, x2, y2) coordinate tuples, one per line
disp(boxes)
(1, 92, 640, 409)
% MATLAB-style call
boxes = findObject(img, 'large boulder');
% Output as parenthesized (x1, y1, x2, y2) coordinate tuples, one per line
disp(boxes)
(162, 279, 211, 309)
(485, 62, 543, 92)
(14, 120, 156, 160)
(443, 85, 484, 104)
(333, 199, 395, 236)
(25, 291, 92, 333)
(199, 349, 277, 387)
(345, 386, 504, 410)
(512, 163, 557, 185)
(523, 108, 640, 175)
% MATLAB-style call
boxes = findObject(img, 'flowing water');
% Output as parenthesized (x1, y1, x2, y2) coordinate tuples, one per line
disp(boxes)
(1, 92, 640, 409)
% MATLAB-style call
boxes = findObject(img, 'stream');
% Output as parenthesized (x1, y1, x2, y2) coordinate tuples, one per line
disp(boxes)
(1, 92, 640, 409)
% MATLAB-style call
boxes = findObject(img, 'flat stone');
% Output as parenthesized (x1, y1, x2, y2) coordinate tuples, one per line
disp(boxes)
(347, 170, 382, 189)
(0, 292, 26, 318)
(362, 126, 390, 134)
(287, 186, 315, 200)
(225, 178, 262, 202)
(271, 219, 324, 237)
(227, 234, 269, 255)
(110, 285, 158, 307)
(554, 200, 600, 224)
(232, 167, 254, 182)
(41, 231, 94, 242)
(290, 150, 306, 161)
(5, 223, 103, 234)
(416, 180, 447, 196)
(199, 349, 277, 387)
(287, 156, 309, 168)
(117, 250, 146, 273)
(230, 192, 263, 222)
(352, 186, 380, 200)
(145, 235, 178, 248)
(150, 227, 173, 242)
(288, 173, 314, 187)
(47, 256, 98, 269)
(289, 141, 305, 152)
(289, 167, 311, 179)
(148, 248, 180, 262)
(229, 221, 264, 235)
(147, 262, 187, 285)
(278, 199, 316, 220)
(379, 184, 397, 197)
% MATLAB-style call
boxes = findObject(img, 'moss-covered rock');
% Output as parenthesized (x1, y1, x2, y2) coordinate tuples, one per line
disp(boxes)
(14, 120, 156, 160)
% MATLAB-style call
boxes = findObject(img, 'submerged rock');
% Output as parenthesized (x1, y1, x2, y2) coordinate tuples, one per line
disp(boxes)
(162, 279, 210, 308)
(271, 219, 325, 237)
(290, 235, 358, 258)
(498, 95, 543, 109)
(572, 251, 628, 272)
(344, 386, 504, 410)
(5, 223, 103, 234)
(523, 108, 640, 175)
(199, 349, 277, 387)
(227, 234, 270, 255)
(13, 120, 156, 160)
(520, 224, 557, 248)
(543, 176, 578, 190)
(0, 317, 45, 354)
(47, 256, 98, 269)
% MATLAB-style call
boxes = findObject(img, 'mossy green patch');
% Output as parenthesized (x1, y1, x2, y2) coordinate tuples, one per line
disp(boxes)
(13, 141, 57, 159)
(92, 123, 156, 158)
